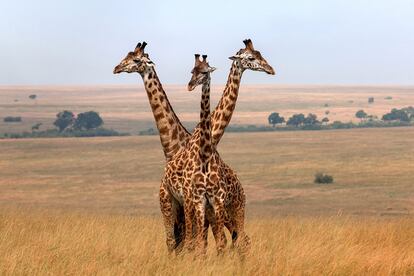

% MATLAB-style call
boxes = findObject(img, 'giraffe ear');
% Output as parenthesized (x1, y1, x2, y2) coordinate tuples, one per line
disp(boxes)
(146, 60, 155, 67)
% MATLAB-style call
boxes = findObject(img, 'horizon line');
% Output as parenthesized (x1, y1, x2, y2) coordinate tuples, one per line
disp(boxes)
(1, 83, 414, 88)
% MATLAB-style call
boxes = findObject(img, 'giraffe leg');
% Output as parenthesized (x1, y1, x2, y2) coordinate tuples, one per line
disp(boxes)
(159, 180, 176, 253)
(193, 185, 207, 255)
(212, 196, 226, 255)
(173, 201, 185, 254)
(203, 206, 212, 249)
(232, 192, 251, 256)
(183, 186, 195, 252)
(209, 206, 230, 249)
(205, 203, 231, 249)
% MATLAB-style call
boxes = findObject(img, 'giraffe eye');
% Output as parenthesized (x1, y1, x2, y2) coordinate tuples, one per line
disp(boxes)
(248, 57, 255, 61)
(133, 59, 142, 64)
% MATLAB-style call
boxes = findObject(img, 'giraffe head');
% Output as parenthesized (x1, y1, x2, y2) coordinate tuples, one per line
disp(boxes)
(187, 54, 216, 91)
(229, 39, 275, 75)
(113, 42, 155, 74)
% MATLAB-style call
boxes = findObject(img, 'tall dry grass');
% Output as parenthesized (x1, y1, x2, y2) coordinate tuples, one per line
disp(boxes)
(1, 209, 413, 275)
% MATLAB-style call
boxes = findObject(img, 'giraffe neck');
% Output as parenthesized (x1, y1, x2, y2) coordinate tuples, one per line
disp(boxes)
(210, 60, 244, 146)
(199, 76, 212, 171)
(140, 67, 190, 161)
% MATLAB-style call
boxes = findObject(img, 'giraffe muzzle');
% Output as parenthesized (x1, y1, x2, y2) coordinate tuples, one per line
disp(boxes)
(113, 65, 123, 74)
(264, 65, 276, 75)
(187, 82, 197, 91)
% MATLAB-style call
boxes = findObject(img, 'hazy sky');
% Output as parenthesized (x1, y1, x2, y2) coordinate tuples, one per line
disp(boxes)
(1, 0, 413, 85)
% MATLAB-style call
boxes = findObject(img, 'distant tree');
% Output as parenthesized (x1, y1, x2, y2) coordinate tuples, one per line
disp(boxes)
(54, 110, 75, 132)
(74, 111, 103, 130)
(287, 113, 305, 127)
(268, 112, 285, 127)
(325, 110, 330, 115)
(355, 110, 367, 121)
(382, 108, 410, 122)
(31, 123, 42, 131)
(384, 96, 393, 100)
(321, 117, 329, 124)
(3, 116, 22, 122)
(368, 97, 375, 104)
(29, 94, 37, 100)
(324, 103, 329, 107)
(304, 113, 319, 125)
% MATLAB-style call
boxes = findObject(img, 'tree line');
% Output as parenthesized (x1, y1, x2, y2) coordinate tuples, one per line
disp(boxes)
(2, 110, 126, 139)
(53, 110, 103, 132)
(268, 106, 414, 128)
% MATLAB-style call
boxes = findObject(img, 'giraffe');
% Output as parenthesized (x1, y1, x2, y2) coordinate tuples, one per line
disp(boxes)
(210, 39, 275, 145)
(113, 40, 275, 253)
(113, 42, 190, 161)
(186, 55, 246, 254)
(161, 40, 275, 253)
(185, 54, 219, 252)
(160, 54, 232, 254)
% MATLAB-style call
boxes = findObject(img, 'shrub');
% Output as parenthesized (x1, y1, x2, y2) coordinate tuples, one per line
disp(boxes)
(54, 111, 75, 132)
(2, 128, 128, 139)
(355, 110, 367, 120)
(268, 112, 285, 127)
(401, 106, 414, 120)
(382, 108, 410, 122)
(368, 97, 375, 104)
(331, 121, 354, 129)
(287, 114, 305, 127)
(74, 111, 103, 130)
(304, 113, 319, 125)
(314, 173, 334, 184)
(3, 116, 22, 122)
(29, 94, 37, 100)
(139, 128, 158, 136)
(68, 128, 126, 137)
(31, 123, 42, 131)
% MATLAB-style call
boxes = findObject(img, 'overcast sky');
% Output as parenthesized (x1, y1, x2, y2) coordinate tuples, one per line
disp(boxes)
(1, 0, 413, 85)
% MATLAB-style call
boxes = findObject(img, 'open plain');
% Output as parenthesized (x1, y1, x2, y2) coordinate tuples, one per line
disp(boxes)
(1, 85, 414, 134)
(1, 85, 414, 274)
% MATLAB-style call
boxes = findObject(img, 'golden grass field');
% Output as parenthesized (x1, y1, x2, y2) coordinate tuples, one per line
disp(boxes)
(1, 210, 413, 275)
(1, 85, 414, 274)
(1, 85, 414, 134)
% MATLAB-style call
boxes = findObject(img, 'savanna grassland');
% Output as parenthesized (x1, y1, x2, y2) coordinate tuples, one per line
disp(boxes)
(1, 85, 414, 274)
(1, 129, 414, 274)
(1, 128, 414, 216)
(1, 85, 414, 134)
